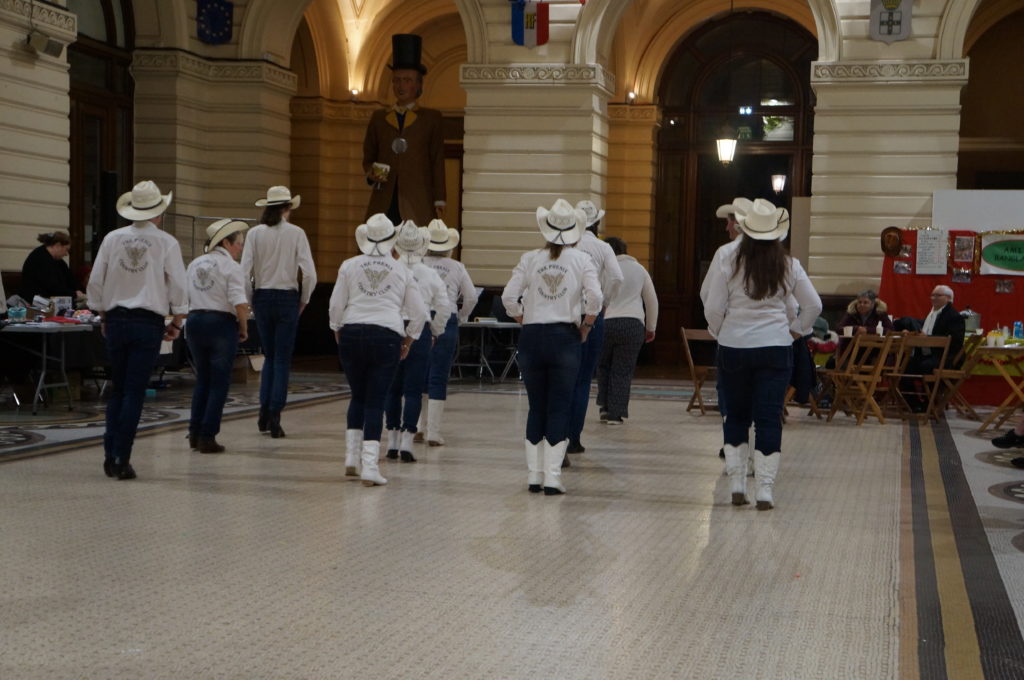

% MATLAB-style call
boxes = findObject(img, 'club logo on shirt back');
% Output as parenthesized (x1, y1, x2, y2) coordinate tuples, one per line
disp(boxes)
(193, 261, 216, 291)
(537, 263, 568, 300)
(118, 237, 151, 273)
(358, 261, 393, 296)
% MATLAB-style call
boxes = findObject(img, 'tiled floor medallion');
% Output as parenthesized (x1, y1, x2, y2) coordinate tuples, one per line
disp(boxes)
(0, 428, 44, 447)
(989, 481, 1024, 505)
(975, 450, 1024, 468)
(1012, 532, 1024, 554)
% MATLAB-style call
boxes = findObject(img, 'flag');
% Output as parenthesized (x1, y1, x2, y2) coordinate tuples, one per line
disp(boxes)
(511, 2, 549, 48)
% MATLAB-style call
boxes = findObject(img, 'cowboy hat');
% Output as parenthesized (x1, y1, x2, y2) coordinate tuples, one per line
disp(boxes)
(736, 198, 790, 241)
(575, 200, 605, 230)
(255, 185, 301, 209)
(355, 213, 399, 256)
(880, 226, 903, 257)
(204, 219, 249, 253)
(426, 218, 460, 252)
(536, 199, 584, 246)
(715, 197, 754, 219)
(116, 180, 172, 221)
(394, 220, 430, 263)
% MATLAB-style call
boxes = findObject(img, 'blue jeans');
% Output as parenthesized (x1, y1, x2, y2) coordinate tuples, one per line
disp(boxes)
(517, 323, 582, 445)
(425, 313, 458, 399)
(384, 327, 431, 432)
(716, 345, 792, 454)
(186, 311, 239, 437)
(253, 289, 299, 412)
(103, 309, 165, 464)
(338, 324, 403, 441)
(568, 312, 605, 445)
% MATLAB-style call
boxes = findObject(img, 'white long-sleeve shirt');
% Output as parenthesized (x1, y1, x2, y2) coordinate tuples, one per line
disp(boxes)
(605, 254, 659, 333)
(423, 255, 479, 323)
(186, 247, 247, 316)
(575, 231, 624, 308)
(409, 261, 452, 338)
(87, 221, 188, 316)
(502, 248, 603, 325)
(240, 220, 317, 304)
(701, 244, 821, 348)
(328, 254, 428, 338)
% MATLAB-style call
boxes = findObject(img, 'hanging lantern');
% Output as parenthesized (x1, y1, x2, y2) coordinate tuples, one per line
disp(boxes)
(771, 174, 787, 194)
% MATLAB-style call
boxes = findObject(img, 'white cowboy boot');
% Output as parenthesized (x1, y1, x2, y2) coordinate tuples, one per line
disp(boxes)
(748, 445, 756, 477)
(345, 429, 363, 477)
(399, 430, 417, 463)
(426, 398, 446, 446)
(360, 441, 388, 487)
(414, 395, 428, 442)
(543, 440, 568, 495)
(723, 443, 750, 506)
(754, 450, 780, 510)
(525, 439, 543, 493)
(385, 428, 400, 460)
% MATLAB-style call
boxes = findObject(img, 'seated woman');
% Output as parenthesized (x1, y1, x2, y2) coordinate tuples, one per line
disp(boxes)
(19, 231, 84, 303)
(835, 289, 893, 355)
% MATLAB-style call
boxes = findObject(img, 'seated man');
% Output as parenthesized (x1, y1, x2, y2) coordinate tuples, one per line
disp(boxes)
(902, 285, 964, 411)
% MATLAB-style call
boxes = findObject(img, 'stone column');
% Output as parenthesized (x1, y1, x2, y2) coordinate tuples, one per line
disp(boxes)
(0, 0, 76, 270)
(290, 97, 376, 281)
(459, 63, 614, 287)
(808, 60, 969, 295)
(130, 50, 297, 258)
(607, 103, 659, 268)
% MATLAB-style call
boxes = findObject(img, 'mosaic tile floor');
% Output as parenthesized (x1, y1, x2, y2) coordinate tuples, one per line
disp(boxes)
(1, 375, 1023, 678)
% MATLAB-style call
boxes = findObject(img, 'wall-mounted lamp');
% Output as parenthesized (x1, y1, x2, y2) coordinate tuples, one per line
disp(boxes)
(716, 138, 737, 164)
(771, 174, 787, 194)
(350, 88, 360, 99)
(27, 30, 63, 58)
(626, 91, 637, 104)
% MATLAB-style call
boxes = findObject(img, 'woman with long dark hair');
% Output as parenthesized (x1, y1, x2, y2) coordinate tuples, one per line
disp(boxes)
(240, 186, 317, 438)
(502, 199, 602, 495)
(702, 199, 821, 510)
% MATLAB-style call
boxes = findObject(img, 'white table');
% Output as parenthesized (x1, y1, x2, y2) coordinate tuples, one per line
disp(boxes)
(453, 321, 521, 382)
(0, 322, 97, 414)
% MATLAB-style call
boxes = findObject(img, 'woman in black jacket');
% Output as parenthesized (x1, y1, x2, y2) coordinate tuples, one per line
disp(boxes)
(19, 231, 83, 302)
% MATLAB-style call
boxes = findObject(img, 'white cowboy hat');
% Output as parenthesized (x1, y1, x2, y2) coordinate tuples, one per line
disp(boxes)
(426, 218, 460, 252)
(536, 198, 584, 246)
(116, 180, 172, 221)
(204, 219, 249, 253)
(575, 200, 605, 229)
(355, 213, 399, 256)
(254, 185, 301, 209)
(394, 220, 430, 263)
(715, 197, 754, 219)
(736, 198, 790, 241)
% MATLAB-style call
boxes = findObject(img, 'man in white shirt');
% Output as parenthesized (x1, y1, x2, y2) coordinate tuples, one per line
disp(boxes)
(87, 180, 188, 480)
(566, 200, 624, 456)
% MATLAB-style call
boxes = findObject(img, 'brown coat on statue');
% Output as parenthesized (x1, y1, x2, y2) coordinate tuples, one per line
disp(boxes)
(362, 106, 446, 226)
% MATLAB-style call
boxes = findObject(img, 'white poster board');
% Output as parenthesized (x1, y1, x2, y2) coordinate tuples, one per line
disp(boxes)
(933, 190, 1024, 230)
(915, 229, 947, 275)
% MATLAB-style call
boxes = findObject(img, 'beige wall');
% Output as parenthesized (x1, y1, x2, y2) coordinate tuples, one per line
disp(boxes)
(0, 0, 76, 271)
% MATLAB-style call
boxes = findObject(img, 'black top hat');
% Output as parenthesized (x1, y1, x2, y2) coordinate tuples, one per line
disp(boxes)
(389, 34, 427, 75)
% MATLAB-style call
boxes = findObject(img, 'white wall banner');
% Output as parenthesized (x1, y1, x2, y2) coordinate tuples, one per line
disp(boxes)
(980, 233, 1024, 276)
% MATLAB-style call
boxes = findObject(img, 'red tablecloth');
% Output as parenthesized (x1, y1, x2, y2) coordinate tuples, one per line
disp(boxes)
(878, 229, 1024, 405)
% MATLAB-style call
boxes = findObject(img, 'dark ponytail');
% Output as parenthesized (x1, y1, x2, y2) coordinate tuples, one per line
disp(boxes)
(261, 205, 285, 226)
(735, 237, 788, 300)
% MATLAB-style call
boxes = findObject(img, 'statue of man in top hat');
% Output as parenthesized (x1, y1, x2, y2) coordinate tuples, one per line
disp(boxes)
(363, 34, 446, 226)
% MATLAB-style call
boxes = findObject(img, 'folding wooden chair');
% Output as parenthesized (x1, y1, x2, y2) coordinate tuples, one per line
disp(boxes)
(827, 334, 900, 425)
(932, 345, 982, 421)
(680, 328, 717, 415)
(885, 335, 950, 421)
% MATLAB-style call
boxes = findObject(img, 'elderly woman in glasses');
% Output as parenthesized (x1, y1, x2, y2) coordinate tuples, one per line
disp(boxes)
(834, 289, 893, 355)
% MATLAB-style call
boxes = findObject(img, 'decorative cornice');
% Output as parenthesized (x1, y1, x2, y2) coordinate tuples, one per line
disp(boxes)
(0, 0, 76, 40)
(460, 63, 614, 95)
(811, 60, 969, 84)
(132, 51, 297, 93)
(290, 98, 376, 122)
(608, 104, 659, 123)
